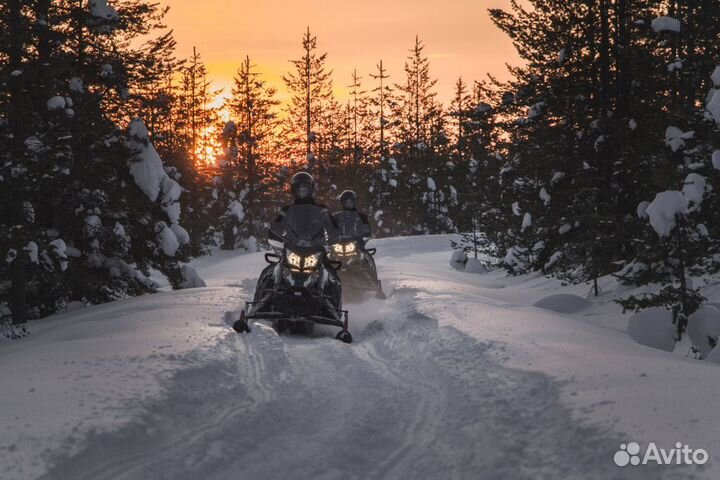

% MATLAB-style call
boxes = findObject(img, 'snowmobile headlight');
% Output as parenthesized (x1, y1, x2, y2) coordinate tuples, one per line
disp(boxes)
(286, 251, 303, 269)
(344, 242, 357, 254)
(332, 244, 344, 254)
(303, 252, 321, 269)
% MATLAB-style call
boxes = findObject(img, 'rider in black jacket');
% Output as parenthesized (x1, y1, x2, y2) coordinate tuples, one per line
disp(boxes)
(269, 172, 340, 246)
(332, 190, 380, 285)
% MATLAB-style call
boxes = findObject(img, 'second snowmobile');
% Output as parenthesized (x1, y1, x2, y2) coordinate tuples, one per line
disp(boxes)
(330, 190, 386, 300)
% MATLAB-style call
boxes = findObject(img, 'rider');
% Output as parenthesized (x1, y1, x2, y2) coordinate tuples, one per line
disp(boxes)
(333, 190, 371, 245)
(332, 190, 379, 285)
(269, 172, 340, 247)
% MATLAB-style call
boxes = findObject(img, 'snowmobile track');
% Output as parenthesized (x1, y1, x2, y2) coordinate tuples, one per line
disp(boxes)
(41, 290, 692, 480)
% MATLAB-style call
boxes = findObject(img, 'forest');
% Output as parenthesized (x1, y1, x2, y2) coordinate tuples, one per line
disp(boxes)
(2, 0, 720, 346)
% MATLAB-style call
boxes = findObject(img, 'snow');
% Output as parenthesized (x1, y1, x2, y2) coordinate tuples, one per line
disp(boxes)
(550, 171, 565, 183)
(127, 119, 187, 249)
(464, 257, 489, 273)
(100, 64, 113, 77)
(49, 239, 69, 271)
(24, 136, 43, 152)
(84, 214, 102, 237)
(426, 177, 436, 191)
(628, 118, 637, 130)
(47, 96, 66, 110)
(636, 200, 650, 219)
(627, 307, 677, 352)
(682, 173, 706, 210)
(707, 90, 720, 124)
(156, 222, 179, 256)
(664, 126, 691, 152)
(539, 187, 551, 205)
(449, 250, 467, 270)
(713, 150, 720, 170)
(527, 101, 545, 119)
(687, 306, 720, 359)
(25, 241, 39, 264)
(160, 177, 182, 223)
(128, 119, 166, 202)
(558, 48, 567, 64)
(170, 223, 190, 245)
(645, 190, 687, 237)
(667, 59, 683, 72)
(226, 200, 244, 221)
(651, 16, 681, 33)
(89, 0, 119, 21)
(712, 66, 720, 87)
(511, 201, 521, 216)
(4, 235, 720, 479)
(534, 294, 590, 314)
(244, 236, 258, 253)
(181, 265, 206, 289)
(521, 212, 532, 231)
(69, 77, 84, 93)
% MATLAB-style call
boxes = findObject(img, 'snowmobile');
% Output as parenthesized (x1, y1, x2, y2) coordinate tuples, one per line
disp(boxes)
(330, 190, 386, 301)
(232, 212, 352, 343)
(330, 239, 386, 300)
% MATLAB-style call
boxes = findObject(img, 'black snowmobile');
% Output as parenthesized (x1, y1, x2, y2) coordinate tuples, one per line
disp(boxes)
(233, 173, 352, 343)
(330, 237, 385, 300)
(330, 191, 386, 300)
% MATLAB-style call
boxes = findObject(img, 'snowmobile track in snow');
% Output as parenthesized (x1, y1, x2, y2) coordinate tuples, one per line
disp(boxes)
(41, 290, 692, 480)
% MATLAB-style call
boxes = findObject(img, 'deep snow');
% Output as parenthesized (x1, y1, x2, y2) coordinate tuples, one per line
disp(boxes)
(1, 235, 716, 479)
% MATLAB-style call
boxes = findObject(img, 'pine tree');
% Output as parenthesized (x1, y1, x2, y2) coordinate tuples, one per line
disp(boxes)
(0, 0, 192, 331)
(391, 36, 450, 233)
(282, 27, 335, 180)
(221, 55, 281, 248)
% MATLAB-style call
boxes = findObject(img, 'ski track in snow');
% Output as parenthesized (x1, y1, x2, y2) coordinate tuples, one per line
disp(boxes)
(38, 289, 691, 480)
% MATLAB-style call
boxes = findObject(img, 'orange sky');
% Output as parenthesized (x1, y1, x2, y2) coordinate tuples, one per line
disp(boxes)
(161, 0, 522, 108)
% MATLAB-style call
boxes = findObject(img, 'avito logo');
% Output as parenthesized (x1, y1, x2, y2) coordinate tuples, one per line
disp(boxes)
(614, 442, 709, 467)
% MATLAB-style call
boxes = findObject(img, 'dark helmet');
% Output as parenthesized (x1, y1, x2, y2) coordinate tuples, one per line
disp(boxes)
(339, 190, 357, 210)
(291, 171, 315, 200)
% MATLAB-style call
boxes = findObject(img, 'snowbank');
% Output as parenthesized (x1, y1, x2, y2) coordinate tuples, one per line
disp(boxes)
(465, 257, 489, 274)
(627, 307, 676, 352)
(181, 265, 207, 289)
(449, 250, 467, 270)
(687, 306, 720, 358)
(533, 294, 590, 314)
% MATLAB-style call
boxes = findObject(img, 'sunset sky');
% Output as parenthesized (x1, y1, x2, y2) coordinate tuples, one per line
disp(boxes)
(162, 0, 522, 108)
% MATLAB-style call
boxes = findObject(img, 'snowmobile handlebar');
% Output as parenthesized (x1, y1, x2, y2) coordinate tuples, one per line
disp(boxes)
(265, 253, 280, 264)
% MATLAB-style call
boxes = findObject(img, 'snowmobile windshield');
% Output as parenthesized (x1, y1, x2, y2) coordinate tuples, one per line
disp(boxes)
(284, 204, 328, 249)
(334, 211, 366, 240)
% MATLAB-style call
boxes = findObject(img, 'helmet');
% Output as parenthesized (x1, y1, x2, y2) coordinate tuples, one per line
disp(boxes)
(291, 171, 315, 200)
(339, 190, 357, 210)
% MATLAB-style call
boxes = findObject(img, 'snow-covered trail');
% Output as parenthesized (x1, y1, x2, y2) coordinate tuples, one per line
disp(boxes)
(4, 235, 713, 479)
(41, 297, 669, 480)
